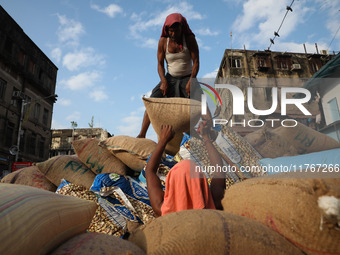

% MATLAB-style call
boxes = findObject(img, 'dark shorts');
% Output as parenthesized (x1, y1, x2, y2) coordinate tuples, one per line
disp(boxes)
(150, 73, 202, 101)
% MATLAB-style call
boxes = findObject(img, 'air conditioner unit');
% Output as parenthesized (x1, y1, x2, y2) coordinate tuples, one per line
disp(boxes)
(320, 50, 329, 55)
(291, 63, 301, 71)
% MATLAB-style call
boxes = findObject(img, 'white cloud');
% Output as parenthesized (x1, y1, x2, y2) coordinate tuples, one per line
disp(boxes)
(129, 2, 204, 49)
(116, 107, 144, 136)
(51, 119, 68, 129)
(58, 98, 72, 106)
(91, 3, 123, 18)
(62, 71, 101, 90)
(231, 0, 311, 49)
(51, 48, 62, 63)
(62, 47, 105, 71)
(196, 28, 219, 36)
(56, 14, 85, 45)
(89, 88, 109, 102)
(202, 68, 219, 78)
(66, 111, 81, 121)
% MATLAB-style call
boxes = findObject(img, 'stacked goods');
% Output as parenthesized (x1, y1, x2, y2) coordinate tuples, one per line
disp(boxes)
(91, 173, 155, 225)
(143, 97, 201, 156)
(56, 180, 125, 236)
(217, 125, 264, 177)
(72, 138, 128, 175)
(245, 126, 299, 158)
(246, 123, 340, 158)
(128, 209, 304, 255)
(0, 183, 97, 255)
(100, 136, 158, 171)
(176, 125, 265, 189)
(50, 232, 146, 255)
(139, 156, 177, 189)
(272, 122, 340, 154)
(221, 175, 340, 255)
(0, 165, 56, 192)
(36, 155, 96, 189)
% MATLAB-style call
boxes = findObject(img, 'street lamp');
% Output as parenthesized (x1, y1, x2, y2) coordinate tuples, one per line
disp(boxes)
(13, 93, 58, 162)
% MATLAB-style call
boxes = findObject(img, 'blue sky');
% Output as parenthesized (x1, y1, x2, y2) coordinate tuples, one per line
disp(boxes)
(1, 0, 340, 141)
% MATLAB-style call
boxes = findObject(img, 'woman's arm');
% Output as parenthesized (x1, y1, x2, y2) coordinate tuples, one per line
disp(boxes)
(145, 125, 175, 217)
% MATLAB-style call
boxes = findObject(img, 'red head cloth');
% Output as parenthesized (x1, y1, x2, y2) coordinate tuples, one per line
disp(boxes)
(161, 13, 195, 38)
(161, 159, 216, 216)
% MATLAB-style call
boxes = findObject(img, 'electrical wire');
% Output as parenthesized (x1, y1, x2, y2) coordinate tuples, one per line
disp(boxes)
(327, 11, 340, 51)
(267, 0, 295, 50)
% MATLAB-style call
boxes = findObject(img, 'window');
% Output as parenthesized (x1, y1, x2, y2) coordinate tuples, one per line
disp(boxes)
(276, 57, 291, 70)
(29, 133, 36, 155)
(34, 103, 41, 120)
(10, 88, 19, 107)
(38, 138, 45, 158)
(5, 122, 15, 147)
(328, 98, 340, 123)
(229, 58, 242, 68)
(67, 136, 73, 143)
(255, 55, 271, 71)
(28, 60, 35, 74)
(18, 50, 25, 65)
(42, 108, 49, 125)
(0, 78, 6, 100)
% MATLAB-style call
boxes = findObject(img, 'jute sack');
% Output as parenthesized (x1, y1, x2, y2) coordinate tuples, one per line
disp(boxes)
(57, 181, 126, 237)
(100, 136, 157, 171)
(51, 232, 145, 255)
(143, 97, 201, 156)
(0, 165, 57, 192)
(36, 155, 96, 189)
(272, 122, 340, 154)
(72, 138, 127, 175)
(128, 209, 303, 255)
(0, 183, 97, 255)
(221, 176, 340, 255)
(245, 126, 299, 158)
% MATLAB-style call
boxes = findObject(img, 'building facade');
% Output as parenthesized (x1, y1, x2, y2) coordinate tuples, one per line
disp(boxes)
(50, 128, 111, 157)
(0, 5, 58, 172)
(215, 48, 335, 135)
(302, 53, 340, 142)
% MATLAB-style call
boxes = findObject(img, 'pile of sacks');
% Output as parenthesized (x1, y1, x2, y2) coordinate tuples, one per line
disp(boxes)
(1, 97, 340, 255)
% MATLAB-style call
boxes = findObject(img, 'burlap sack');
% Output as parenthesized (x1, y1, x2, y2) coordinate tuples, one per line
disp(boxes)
(272, 122, 340, 154)
(245, 126, 299, 158)
(0, 165, 57, 192)
(128, 209, 303, 255)
(36, 155, 96, 189)
(72, 138, 127, 175)
(57, 181, 126, 237)
(50, 232, 145, 255)
(0, 183, 97, 255)
(221, 176, 340, 255)
(100, 136, 157, 171)
(143, 97, 201, 156)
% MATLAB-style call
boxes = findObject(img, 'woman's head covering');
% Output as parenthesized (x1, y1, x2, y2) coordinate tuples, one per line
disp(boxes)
(160, 160, 216, 216)
(161, 13, 195, 38)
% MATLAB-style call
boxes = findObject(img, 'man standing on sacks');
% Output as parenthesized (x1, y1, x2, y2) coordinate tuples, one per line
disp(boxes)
(137, 13, 200, 138)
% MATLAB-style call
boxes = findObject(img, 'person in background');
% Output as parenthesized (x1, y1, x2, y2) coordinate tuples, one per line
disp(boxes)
(145, 123, 226, 217)
(137, 13, 200, 138)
